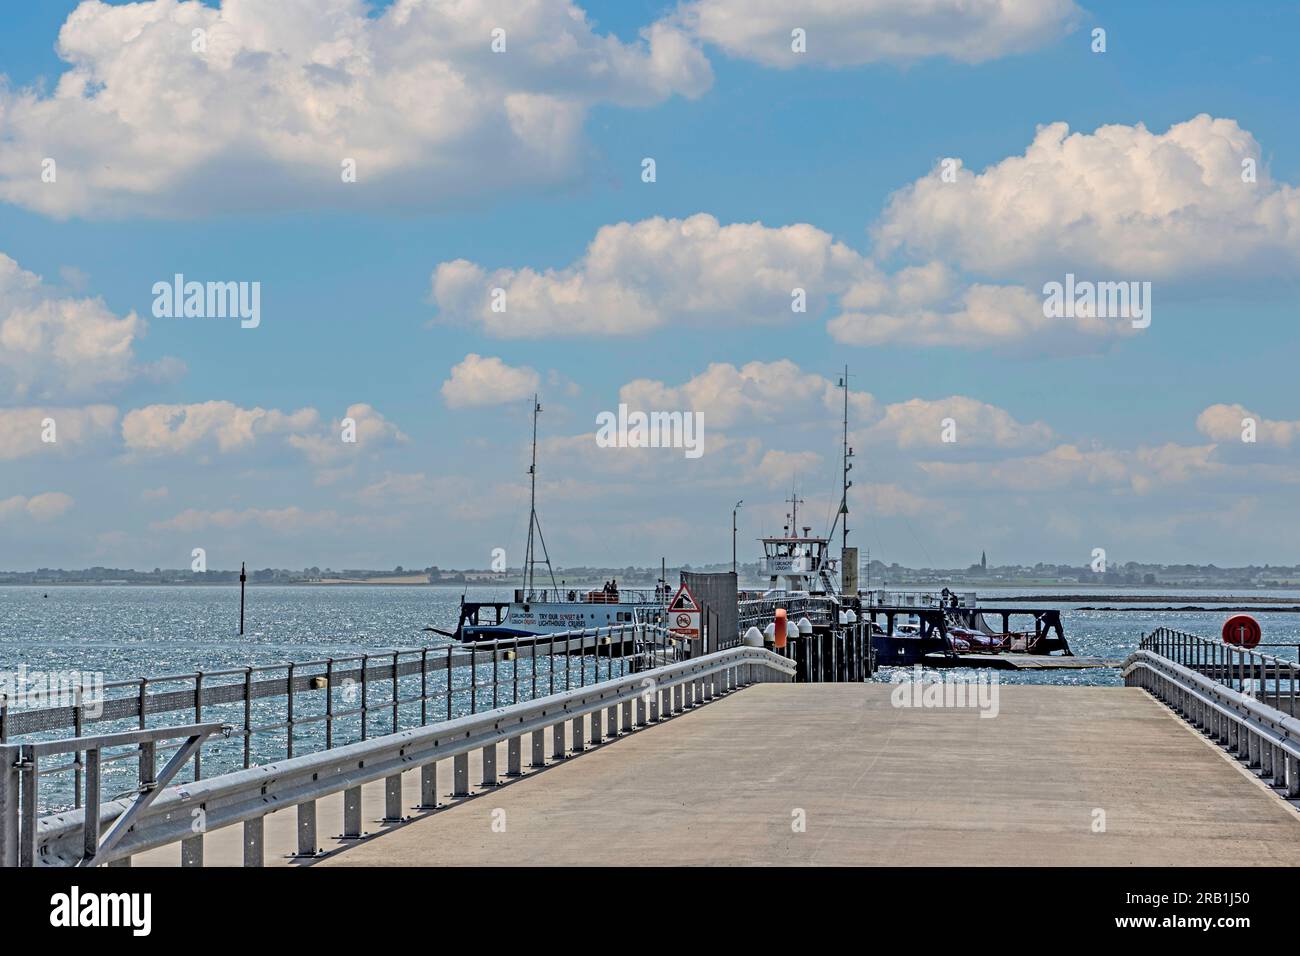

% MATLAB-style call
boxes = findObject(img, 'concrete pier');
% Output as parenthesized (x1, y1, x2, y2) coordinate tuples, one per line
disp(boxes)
(137, 683, 1300, 866)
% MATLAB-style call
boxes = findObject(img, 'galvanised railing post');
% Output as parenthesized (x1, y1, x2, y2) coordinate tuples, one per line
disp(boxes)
(360, 654, 370, 740)
(418, 764, 438, 809)
(19, 746, 37, 866)
(181, 832, 203, 867)
(140, 739, 156, 794)
(391, 651, 400, 733)
(342, 785, 363, 838)
(192, 672, 203, 781)
(507, 734, 522, 777)
(243, 817, 264, 867)
(446, 646, 454, 722)
(571, 712, 585, 753)
(552, 719, 565, 761)
(469, 645, 477, 715)
(453, 753, 469, 796)
(420, 649, 428, 726)
(1, 744, 19, 867)
(295, 800, 317, 857)
(243, 666, 253, 768)
(286, 662, 295, 759)
(384, 773, 403, 822)
(1291, 661, 1298, 717)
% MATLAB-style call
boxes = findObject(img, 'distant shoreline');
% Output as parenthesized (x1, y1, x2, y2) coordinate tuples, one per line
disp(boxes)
(983, 594, 1300, 605)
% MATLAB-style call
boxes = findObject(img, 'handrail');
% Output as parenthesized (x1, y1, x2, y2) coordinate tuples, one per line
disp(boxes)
(1, 623, 679, 815)
(1123, 637, 1300, 800)
(1, 722, 229, 867)
(24, 646, 795, 867)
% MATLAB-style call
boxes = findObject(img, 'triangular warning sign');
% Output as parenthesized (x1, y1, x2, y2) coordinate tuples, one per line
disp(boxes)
(668, 583, 699, 612)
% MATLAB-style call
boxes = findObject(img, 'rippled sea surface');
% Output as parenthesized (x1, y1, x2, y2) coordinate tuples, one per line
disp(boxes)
(4, 584, 1298, 810)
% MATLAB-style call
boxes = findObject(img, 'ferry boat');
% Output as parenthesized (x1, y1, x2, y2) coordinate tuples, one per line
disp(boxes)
(736, 369, 1072, 663)
(441, 396, 669, 642)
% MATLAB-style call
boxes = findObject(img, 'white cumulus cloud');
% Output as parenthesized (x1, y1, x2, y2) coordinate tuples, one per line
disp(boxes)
(861, 396, 1053, 449)
(441, 354, 541, 408)
(0, 253, 172, 400)
(0, 405, 118, 460)
(874, 115, 1300, 278)
(1197, 403, 1298, 447)
(0, 0, 711, 217)
(121, 401, 319, 454)
(433, 213, 865, 337)
(0, 492, 75, 522)
(677, 0, 1081, 67)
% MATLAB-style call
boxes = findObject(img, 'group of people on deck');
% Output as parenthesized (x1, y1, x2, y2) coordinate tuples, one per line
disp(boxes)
(601, 579, 619, 600)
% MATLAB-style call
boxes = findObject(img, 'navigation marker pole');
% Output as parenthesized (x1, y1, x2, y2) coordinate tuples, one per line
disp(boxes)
(239, 562, 246, 636)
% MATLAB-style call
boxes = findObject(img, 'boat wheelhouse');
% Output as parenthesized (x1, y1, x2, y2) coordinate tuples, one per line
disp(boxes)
(760, 530, 840, 595)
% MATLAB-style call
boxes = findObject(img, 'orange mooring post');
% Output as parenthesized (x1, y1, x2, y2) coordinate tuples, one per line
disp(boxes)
(1222, 614, 1261, 649)
(774, 608, 788, 649)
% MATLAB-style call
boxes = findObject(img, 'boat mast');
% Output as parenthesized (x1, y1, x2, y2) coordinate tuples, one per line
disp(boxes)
(840, 363, 852, 555)
(522, 394, 558, 597)
(827, 365, 854, 552)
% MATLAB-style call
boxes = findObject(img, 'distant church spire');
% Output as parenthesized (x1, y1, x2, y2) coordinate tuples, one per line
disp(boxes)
(981, 550, 987, 570)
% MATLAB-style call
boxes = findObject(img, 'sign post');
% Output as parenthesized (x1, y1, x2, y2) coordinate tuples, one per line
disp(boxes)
(667, 582, 701, 643)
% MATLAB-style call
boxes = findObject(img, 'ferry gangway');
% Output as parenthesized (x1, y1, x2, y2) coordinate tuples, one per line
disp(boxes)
(2, 646, 796, 867)
(1123, 627, 1300, 800)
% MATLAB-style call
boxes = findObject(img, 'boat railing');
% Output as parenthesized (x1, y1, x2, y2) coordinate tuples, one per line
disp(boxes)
(523, 587, 668, 605)
(860, 588, 978, 609)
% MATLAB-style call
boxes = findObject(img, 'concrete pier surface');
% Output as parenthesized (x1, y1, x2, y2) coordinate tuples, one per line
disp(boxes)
(139, 684, 1300, 866)
(321, 684, 1300, 866)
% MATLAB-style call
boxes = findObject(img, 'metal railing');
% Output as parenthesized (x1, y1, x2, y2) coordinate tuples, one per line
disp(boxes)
(860, 589, 978, 609)
(1124, 628, 1300, 799)
(0, 723, 229, 867)
(0, 623, 684, 815)
(14, 645, 796, 867)
(1138, 627, 1299, 715)
(736, 595, 834, 638)
(522, 587, 667, 605)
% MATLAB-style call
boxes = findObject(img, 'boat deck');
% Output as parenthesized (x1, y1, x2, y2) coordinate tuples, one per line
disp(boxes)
(924, 653, 1120, 670)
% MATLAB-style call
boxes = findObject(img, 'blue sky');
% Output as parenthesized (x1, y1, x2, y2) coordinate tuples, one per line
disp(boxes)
(1, 0, 1298, 570)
